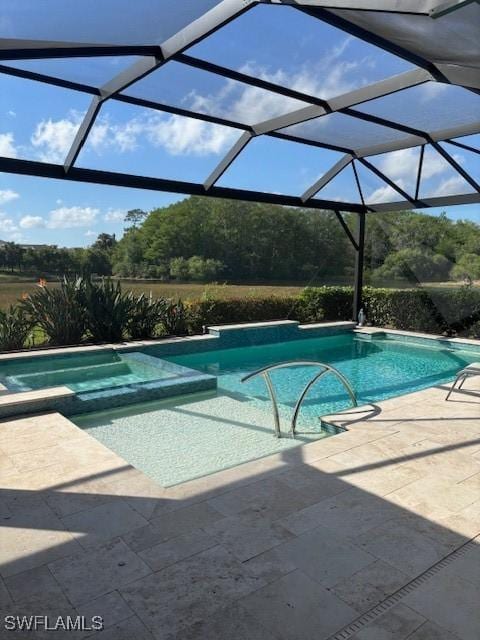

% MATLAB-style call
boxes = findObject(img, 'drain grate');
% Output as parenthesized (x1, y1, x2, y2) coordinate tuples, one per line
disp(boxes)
(328, 536, 479, 640)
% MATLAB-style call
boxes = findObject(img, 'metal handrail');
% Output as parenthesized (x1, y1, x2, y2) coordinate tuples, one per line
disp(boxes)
(241, 360, 357, 438)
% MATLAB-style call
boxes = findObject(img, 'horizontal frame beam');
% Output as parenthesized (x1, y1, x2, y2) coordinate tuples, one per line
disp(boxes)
(2, 156, 477, 214)
(0, 42, 163, 61)
(0, 156, 367, 212)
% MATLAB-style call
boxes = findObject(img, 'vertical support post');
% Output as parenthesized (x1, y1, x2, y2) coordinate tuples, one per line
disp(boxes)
(353, 212, 366, 322)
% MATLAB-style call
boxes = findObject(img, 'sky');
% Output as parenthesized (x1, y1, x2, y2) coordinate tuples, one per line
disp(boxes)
(0, 3, 478, 247)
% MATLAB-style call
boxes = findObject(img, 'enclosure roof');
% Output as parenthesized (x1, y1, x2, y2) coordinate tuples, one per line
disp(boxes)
(0, 0, 479, 213)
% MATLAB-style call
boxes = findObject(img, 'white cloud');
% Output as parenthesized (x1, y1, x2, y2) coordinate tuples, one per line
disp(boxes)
(47, 206, 98, 229)
(104, 208, 126, 222)
(19, 215, 45, 229)
(147, 116, 237, 156)
(0, 212, 19, 235)
(418, 82, 449, 103)
(366, 183, 402, 204)
(426, 175, 467, 198)
(0, 189, 19, 205)
(85, 229, 97, 237)
(31, 113, 82, 162)
(89, 121, 109, 149)
(7, 110, 16, 117)
(0, 132, 17, 158)
(111, 120, 145, 153)
(365, 147, 468, 203)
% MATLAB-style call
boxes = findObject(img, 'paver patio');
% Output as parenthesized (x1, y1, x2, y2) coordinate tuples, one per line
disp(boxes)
(0, 377, 479, 639)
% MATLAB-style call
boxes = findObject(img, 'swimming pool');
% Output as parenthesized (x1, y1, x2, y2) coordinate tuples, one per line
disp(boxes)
(73, 330, 480, 486)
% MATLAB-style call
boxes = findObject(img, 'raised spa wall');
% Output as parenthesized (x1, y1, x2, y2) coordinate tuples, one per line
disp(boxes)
(0, 320, 356, 419)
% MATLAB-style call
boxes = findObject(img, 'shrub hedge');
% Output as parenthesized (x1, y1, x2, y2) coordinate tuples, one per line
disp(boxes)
(1, 281, 479, 351)
(186, 297, 299, 333)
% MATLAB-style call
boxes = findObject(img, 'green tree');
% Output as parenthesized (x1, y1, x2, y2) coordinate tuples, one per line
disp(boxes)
(169, 257, 190, 280)
(373, 248, 451, 283)
(451, 253, 480, 282)
(125, 209, 147, 228)
(92, 233, 116, 251)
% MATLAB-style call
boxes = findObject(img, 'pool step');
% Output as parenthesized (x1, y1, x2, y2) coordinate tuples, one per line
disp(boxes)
(0, 350, 121, 377)
(7, 361, 139, 390)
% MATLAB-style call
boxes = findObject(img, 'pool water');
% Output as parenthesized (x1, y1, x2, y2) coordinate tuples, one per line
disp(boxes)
(165, 333, 480, 422)
(73, 332, 480, 487)
(0, 350, 169, 393)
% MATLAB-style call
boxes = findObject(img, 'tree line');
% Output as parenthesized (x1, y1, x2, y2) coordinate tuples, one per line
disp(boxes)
(2, 197, 480, 283)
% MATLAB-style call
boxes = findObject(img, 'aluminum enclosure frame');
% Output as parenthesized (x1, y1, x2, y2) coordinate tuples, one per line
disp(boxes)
(0, 0, 479, 319)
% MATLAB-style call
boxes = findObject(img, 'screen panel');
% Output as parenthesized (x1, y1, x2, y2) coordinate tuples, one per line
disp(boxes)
(189, 4, 413, 100)
(76, 99, 242, 182)
(328, 4, 480, 68)
(279, 111, 407, 151)
(122, 61, 309, 126)
(354, 82, 480, 134)
(216, 136, 346, 196)
(0, 0, 223, 46)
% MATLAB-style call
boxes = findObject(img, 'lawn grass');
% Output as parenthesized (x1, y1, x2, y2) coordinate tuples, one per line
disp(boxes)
(0, 277, 472, 309)
(0, 279, 308, 308)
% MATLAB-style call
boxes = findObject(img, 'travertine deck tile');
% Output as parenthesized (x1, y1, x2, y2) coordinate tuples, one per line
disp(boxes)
(61, 500, 149, 549)
(240, 569, 356, 640)
(48, 538, 151, 606)
(138, 528, 216, 572)
(168, 602, 282, 640)
(122, 501, 223, 553)
(77, 590, 134, 632)
(84, 614, 154, 640)
(331, 559, 409, 613)
(0, 374, 478, 639)
(272, 523, 375, 588)
(204, 509, 294, 562)
(0, 502, 83, 578)
(120, 545, 265, 638)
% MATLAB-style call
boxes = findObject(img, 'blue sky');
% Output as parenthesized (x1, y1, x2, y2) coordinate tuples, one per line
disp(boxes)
(0, 4, 478, 247)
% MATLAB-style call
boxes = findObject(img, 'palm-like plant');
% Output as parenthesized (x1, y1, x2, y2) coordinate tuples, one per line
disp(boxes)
(127, 293, 167, 340)
(20, 277, 87, 346)
(83, 278, 135, 342)
(162, 299, 188, 336)
(0, 305, 34, 351)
